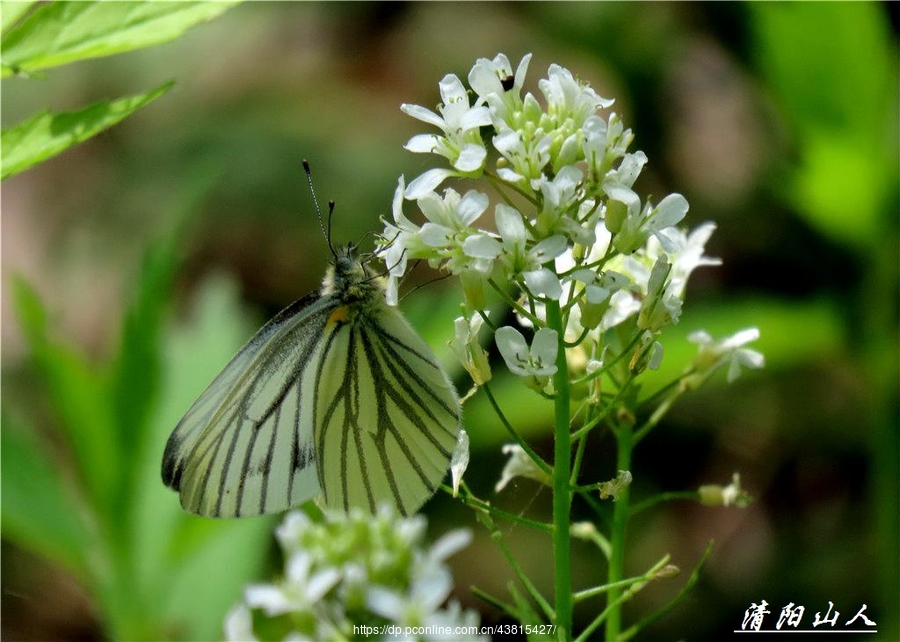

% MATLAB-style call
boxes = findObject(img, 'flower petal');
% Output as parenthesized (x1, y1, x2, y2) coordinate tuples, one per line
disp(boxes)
(401, 103, 446, 129)
(463, 233, 501, 259)
(405, 168, 455, 199)
(524, 268, 562, 299)
(454, 143, 487, 171)
(404, 133, 441, 154)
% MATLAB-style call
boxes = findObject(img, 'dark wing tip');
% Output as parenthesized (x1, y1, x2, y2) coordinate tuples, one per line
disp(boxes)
(161, 435, 183, 490)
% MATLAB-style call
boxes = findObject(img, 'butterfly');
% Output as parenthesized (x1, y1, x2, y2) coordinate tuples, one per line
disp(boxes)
(161, 189, 461, 518)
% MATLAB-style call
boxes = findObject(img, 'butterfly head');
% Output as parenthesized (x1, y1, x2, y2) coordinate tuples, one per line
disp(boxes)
(322, 244, 382, 306)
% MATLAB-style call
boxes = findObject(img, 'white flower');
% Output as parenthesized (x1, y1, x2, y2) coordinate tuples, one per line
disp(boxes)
(418, 188, 490, 243)
(539, 63, 613, 127)
(655, 222, 721, 298)
(637, 256, 682, 332)
(584, 112, 635, 180)
(533, 165, 585, 241)
(469, 53, 532, 127)
(449, 429, 471, 497)
(224, 604, 257, 642)
(607, 188, 689, 255)
(450, 315, 491, 385)
(366, 528, 475, 639)
(244, 550, 340, 617)
(495, 444, 551, 493)
(402, 74, 492, 198)
(231, 509, 480, 640)
(495, 203, 567, 297)
(495, 326, 558, 378)
(699, 473, 751, 507)
(493, 128, 552, 186)
(381, 176, 426, 305)
(688, 328, 765, 383)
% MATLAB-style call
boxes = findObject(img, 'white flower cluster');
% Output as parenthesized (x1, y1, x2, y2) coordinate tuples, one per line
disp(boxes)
(379, 53, 762, 386)
(225, 508, 482, 641)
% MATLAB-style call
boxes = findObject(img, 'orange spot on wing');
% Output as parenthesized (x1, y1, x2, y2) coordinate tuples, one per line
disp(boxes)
(327, 305, 350, 326)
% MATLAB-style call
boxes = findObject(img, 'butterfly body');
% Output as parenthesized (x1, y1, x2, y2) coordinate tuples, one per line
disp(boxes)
(162, 246, 460, 517)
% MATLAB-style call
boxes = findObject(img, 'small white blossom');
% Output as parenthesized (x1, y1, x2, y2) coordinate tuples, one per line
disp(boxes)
(584, 112, 635, 181)
(224, 604, 257, 642)
(608, 188, 689, 255)
(469, 53, 532, 127)
(382, 176, 426, 305)
(699, 473, 751, 507)
(449, 429, 471, 497)
(402, 74, 492, 197)
(539, 63, 614, 128)
(656, 222, 721, 298)
(493, 128, 552, 187)
(688, 328, 765, 383)
(495, 444, 551, 493)
(244, 550, 340, 617)
(534, 165, 585, 241)
(495, 203, 567, 298)
(637, 256, 682, 332)
(450, 315, 491, 385)
(229, 509, 480, 641)
(495, 326, 558, 378)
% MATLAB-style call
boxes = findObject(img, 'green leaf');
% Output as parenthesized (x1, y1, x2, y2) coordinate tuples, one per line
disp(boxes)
(10, 276, 120, 512)
(748, 3, 897, 248)
(109, 164, 219, 513)
(1, 81, 172, 180)
(1, 1, 38, 35)
(1, 0, 240, 76)
(1, 413, 90, 578)
(133, 276, 274, 640)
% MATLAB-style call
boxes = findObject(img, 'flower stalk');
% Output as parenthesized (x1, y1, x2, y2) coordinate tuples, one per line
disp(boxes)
(606, 422, 633, 641)
(369, 51, 763, 641)
(547, 298, 573, 638)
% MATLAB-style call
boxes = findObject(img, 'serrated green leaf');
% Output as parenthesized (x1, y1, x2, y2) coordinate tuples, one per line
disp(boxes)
(1, 0, 240, 76)
(1, 413, 91, 578)
(1, 80, 172, 180)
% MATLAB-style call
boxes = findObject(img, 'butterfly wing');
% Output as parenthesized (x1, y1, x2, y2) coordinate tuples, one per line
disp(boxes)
(313, 301, 461, 515)
(162, 292, 339, 517)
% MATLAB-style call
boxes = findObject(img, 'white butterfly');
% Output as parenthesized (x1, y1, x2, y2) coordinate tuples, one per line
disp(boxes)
(162, 244, 461, 517)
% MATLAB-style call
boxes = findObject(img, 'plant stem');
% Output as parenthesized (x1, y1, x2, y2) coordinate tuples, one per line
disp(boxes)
(546, 300, 572, 639)
(605, 422, 633, 641)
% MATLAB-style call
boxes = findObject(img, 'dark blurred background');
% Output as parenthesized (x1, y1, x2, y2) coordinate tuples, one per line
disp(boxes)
(2, 3, 897, 640)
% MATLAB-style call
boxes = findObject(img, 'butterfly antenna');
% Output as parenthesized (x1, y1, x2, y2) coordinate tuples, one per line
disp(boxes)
(303, 159, 337, 258)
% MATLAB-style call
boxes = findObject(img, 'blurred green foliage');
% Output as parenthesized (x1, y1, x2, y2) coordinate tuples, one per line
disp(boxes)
(1, 1, 237, 178)
(2, 2, 897, 640)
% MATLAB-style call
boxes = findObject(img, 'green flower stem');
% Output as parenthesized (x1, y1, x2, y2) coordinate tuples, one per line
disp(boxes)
(491, 529, 555, 621)
(629, 490, 700, 516)
(450, 483, 553, 531)
(482, 382, 552, 476)
(577, 554, 672, 642)
(573, 554, 670, 602)
(605, 422, 633, 642)
(633, 386, 683, 445)
(546, 299, 572, 640)
(619, 541, 714, 642)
